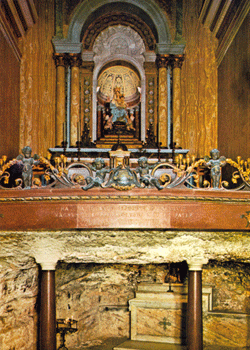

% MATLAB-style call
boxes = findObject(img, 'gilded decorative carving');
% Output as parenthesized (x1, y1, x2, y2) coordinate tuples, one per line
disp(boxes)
(156, 54, 171, 69)
(53, 53, 69, 67)
(80, 71, 92, 142)
(145, 62, 157, 142)
(147, 77, 156, 125)
(241, 211, 250, 228)
(68, 53, 82, 68)
(171, 55, 185, 69)
(0, 194, 250, 204)
(80, 62, 94, 140)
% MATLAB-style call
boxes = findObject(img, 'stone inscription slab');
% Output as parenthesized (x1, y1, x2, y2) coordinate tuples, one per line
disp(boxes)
(169, 202, 249, 230)
(77, 203, 170, 229)
(77, 201, 249, 230)
(0, 203, 77, 230)
(0, 197, 249, 230)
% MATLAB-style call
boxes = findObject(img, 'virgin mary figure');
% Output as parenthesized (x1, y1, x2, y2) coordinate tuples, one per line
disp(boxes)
(110, 87, 128, 123)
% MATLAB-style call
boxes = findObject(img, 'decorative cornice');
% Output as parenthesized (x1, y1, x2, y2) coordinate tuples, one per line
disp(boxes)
(199, 0, 250, 67)
(156, 42, 185, 55)
(0, 3, 21, 62)
(52, 37, 83, 54)
(0, 194, 249, 203)
(216, 1, 250, 66)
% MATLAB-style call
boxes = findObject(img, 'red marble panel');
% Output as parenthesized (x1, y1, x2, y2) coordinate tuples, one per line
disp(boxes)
(77, 203, 170, 229)
(0, 188, 249, 231)
(0, 203, 77, 230)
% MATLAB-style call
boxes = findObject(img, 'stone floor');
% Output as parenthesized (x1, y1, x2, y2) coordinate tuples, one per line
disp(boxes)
(114, 340, 250, 350)
(76, 338, 250, 350)
(113, 340, 186, 349)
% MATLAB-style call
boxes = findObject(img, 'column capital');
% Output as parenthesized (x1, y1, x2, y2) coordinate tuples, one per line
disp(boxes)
(39, 261, 58, 270)
(53, 53, 69, 67)
(171, 54, 185, 69)
(187, 257, 208, 271)
(33, 237, 62, 270)
(156, 54, 171, 68)
(68, 53, 82, 67)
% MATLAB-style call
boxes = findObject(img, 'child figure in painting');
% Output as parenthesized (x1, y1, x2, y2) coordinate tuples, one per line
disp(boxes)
(204, 149, 226, 189)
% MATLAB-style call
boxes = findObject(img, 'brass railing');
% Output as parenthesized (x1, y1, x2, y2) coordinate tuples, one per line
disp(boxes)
(0, 148, 250, 191)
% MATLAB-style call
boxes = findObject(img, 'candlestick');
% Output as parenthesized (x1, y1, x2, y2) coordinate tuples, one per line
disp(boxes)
(57, 318, 78, 350)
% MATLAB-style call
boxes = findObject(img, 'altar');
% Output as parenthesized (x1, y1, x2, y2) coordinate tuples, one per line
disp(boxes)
(114, 283, 212, 349)
(115, 281, 250, 350)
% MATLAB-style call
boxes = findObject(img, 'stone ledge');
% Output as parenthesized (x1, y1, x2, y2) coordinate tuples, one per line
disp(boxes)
(0, 188, 249, 230)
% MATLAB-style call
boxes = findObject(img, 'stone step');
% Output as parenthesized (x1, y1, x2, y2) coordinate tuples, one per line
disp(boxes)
(113, 340, 187, 350)
(96, 135, 143, 148)
(98, 134, 136, 140)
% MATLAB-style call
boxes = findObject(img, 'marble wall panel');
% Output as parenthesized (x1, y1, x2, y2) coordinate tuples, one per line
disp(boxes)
(181, 0, 218, 157)
(20, 0, 56, 157)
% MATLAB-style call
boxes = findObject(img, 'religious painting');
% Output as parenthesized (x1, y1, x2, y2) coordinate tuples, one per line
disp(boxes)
(96, 64, 141, 143)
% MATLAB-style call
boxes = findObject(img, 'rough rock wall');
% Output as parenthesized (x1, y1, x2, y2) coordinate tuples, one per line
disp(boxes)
(0, 257, 38, 350)
(56, 261, 250, 349)
(56, 263, 169, 349)
(203, 261, 250, 313)
(1, 236, 250, 349)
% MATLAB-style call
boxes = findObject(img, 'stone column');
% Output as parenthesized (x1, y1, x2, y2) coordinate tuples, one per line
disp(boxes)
(33, 238, 62, 350)
(172, 55, 184, 148)
(69, 53, 82, 147)
(156, 55, 170, 148)
(40, 261, 57, 350)
(97, 106, 102, 140)
(187, 258, 208, 350)
(54, 53, 68, 147)
(135, 106, 140, 140)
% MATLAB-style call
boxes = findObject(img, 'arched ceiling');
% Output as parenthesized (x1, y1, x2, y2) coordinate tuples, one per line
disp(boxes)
(67, 0, 172, 54)
(81, 10, 157, 51)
